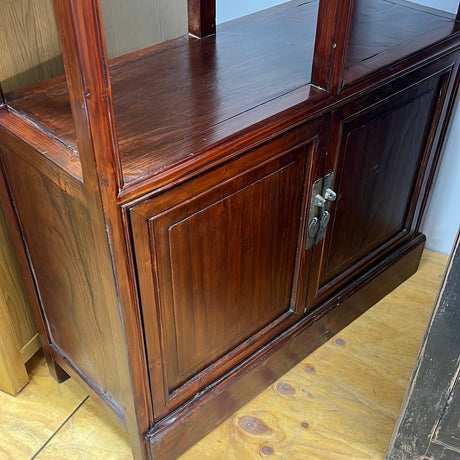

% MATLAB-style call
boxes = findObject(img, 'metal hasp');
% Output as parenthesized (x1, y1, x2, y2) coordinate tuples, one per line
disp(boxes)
(305, 172, 336, 249)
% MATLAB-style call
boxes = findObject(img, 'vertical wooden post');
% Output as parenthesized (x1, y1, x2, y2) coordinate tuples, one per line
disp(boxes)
(187, 0, 216, 37)
(311, 0, 355, 94)
(51, 1, 152, 458)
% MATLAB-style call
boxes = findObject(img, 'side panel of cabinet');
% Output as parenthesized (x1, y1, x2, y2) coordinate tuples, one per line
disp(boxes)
(307, 59, 456, 306)
(0, 151, 125, 411)
(129, 119, 328, 418)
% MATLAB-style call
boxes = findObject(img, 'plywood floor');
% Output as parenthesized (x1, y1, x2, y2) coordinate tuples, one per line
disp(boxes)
(0, 250, 448, 460)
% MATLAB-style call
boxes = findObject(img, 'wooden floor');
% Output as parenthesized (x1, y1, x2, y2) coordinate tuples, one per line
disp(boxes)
(0, 250, 448, 460)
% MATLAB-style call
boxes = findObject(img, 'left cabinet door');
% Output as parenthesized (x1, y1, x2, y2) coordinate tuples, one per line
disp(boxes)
(129, 119, 327, 418)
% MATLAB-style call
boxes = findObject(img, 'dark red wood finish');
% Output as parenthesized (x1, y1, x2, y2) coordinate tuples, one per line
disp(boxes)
(0, 1, 459, 459)
(308, 55, 459, 307)
(147, 234, 427, 460)
(187, 0, 216, 37)
(5, 1, 457, 197)
(51, 0, 152, 457)
(130, 119, 328, 418)
(311, 0, 355, 93)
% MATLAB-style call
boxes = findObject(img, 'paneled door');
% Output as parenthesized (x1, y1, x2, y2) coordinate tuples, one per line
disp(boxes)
(307, 62, 453, 307)
(129, 118, 328, 418)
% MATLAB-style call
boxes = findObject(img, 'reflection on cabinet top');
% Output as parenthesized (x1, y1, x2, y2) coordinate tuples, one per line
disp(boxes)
(3, 0, 459, 189)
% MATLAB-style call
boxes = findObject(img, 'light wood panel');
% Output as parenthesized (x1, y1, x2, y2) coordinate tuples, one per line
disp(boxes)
(0, 0, 63, 94)
(0, 249, 447, 459)
(0, 202, 40, 395)
(34, 398, 132, 459)
(0, 295, 28, 396)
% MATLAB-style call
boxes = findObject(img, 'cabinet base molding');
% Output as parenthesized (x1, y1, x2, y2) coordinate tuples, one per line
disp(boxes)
(147, 234, 426, 459)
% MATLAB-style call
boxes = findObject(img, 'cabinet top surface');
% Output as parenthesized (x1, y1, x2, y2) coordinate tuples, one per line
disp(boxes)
(2, 0, 458, 190)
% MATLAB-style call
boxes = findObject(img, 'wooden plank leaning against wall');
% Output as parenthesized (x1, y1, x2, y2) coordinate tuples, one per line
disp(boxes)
(0, 202, 40, 396)
(0, 0, 60, 397)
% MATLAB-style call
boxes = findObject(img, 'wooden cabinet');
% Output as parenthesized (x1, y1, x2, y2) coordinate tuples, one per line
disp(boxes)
(308, 59, 456, 306)
(130, 119, 326, 417)
(0, 1, 459, 458)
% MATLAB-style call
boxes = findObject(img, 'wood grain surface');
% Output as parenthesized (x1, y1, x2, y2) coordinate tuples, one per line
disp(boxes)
(0, 202, 38, 395)
(180, 250, 447, 459)
(0, 2, 458, 459)
(1, 152, 125, 409)
(5, 0, 458, 194)
(0, 0, 63, 95)
(0, 352, 87, 459)
(0, 249, 447, 459)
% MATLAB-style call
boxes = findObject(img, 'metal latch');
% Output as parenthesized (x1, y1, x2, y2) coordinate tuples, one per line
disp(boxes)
(305, 172, 336, 249)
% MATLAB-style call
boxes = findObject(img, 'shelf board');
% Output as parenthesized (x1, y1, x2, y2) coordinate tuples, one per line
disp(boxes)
(3, 0, 457, 190)
(345, 0, 458, 85)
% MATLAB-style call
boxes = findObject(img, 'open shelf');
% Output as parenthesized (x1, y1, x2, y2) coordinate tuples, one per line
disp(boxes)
(345, 0, 458, 84)
(3, 0, 458, 188)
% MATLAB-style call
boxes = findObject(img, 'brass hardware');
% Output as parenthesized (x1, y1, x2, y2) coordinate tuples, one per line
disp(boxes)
(305, 172, 336, 249)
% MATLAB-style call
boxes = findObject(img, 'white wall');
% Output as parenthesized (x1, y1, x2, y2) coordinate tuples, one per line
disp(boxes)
(217, 0, 459, 255)
(417, 0, 460, 255)
(216, 0, 285, 24)
(421, 98, 460, 255)
(414, 0, 457, 13)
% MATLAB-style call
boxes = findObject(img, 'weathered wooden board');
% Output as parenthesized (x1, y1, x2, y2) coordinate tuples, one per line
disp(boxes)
(387, 232, 460, 459)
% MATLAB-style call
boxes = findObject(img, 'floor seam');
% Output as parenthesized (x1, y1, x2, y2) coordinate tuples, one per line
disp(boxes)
(30, 395, 90, 459)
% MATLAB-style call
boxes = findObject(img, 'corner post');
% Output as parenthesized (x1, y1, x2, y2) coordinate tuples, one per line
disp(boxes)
(311, 0, 355, 95)
(187, 0, 216, 37)
(51, 0, 152, 458)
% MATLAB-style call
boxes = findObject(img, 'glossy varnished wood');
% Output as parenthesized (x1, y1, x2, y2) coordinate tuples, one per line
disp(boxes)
(130, 120, 327, 417)
(147, 235, 427, 459)
(0, 249, 447, 459)
(1, 150, 125, 411)
(187, 0, 215, 37)
(5, 1, 459, 193)
(184, 249, 448, 460)
(0, 1, 459, 459)
(344, 0, 459, 86)
(52, 1, 153, 458)
(308, 62, 452, 307)
(311, 0, 355, 92)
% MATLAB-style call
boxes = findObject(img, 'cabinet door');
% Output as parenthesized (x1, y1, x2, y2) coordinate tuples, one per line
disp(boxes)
(130, 119, 327, 417)
(307, 66, 452, 306)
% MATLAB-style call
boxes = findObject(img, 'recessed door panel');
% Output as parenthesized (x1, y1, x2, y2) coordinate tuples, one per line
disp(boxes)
(130, 119, 327, 417)
(164, 160, 303, 383)
(308, 70, 448, 306)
